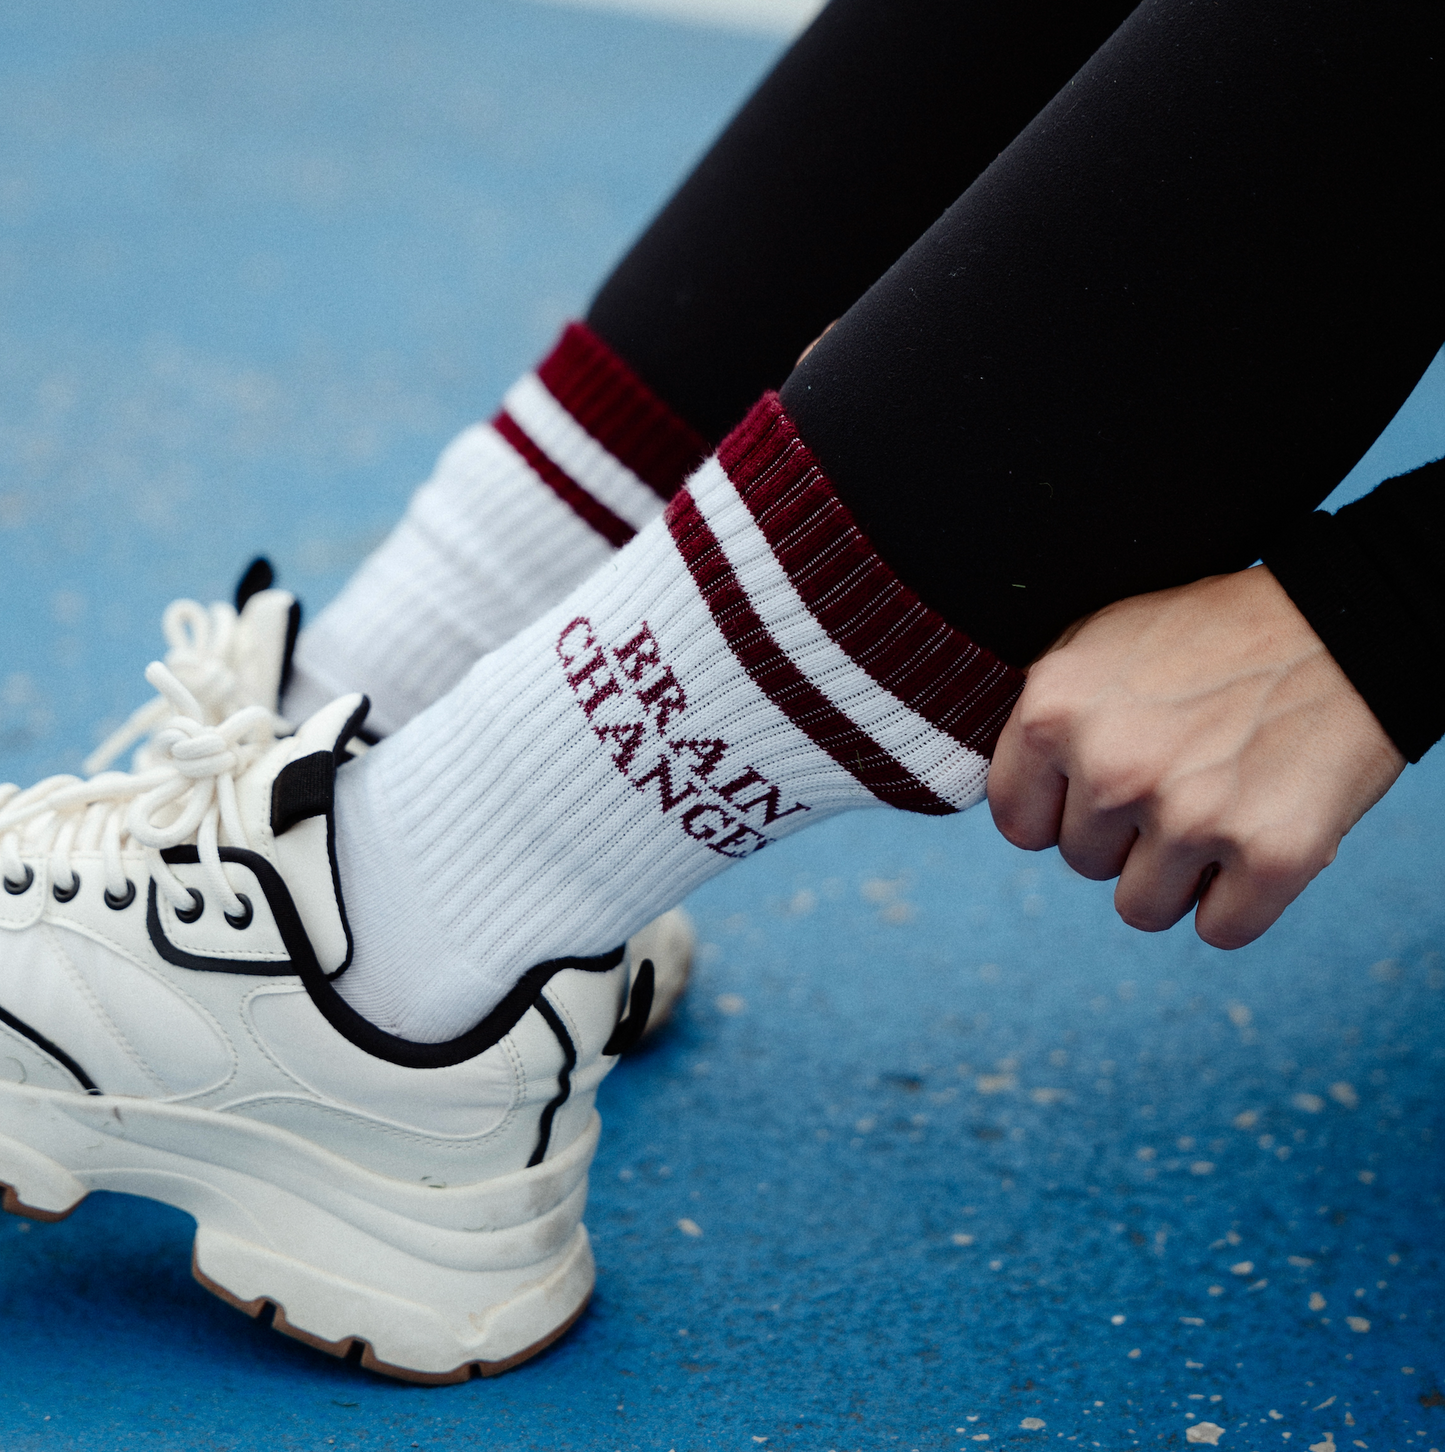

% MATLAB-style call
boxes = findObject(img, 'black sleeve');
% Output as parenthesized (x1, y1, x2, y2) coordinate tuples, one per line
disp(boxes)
(778, 0, 1445, 672)
(1264, 457, 1445, 763)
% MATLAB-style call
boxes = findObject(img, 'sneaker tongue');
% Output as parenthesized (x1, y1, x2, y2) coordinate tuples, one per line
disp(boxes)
(233, 587, 301, 716)
(238, 693, 370, 975)
(282, 692, 369, 757)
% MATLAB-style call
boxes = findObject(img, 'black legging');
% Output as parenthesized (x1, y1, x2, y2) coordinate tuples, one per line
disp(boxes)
(589, 0, 1445, 761)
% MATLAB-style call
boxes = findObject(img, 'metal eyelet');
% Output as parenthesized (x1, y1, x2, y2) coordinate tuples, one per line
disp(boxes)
(52, 874, 81, 904)
(104, 880, 137, 912)
(224, 893, 253, 931)
(174, 888, 204, 924)
(3, 865, 34, 896)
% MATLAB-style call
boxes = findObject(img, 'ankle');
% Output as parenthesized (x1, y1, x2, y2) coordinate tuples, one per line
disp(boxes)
(331, 749, 464, 1041)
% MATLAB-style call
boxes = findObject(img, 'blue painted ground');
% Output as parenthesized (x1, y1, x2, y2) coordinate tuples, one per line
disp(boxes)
(1, 2, 1443, 1448)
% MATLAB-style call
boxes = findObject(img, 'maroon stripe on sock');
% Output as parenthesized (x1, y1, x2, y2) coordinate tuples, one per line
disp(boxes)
(536, 323, 709, 501)
(718, 394, 1025, 759)
(666, 489, 957, 816)
(493, 410, 637, 549)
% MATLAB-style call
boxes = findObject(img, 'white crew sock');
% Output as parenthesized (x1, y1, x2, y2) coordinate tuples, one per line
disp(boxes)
(332, 394, 1026, 1044)
(285, 323, 707, 735)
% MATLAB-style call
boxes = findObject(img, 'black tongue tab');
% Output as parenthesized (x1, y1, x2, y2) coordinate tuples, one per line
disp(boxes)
(271, 752, 335, 836)
(270, 695, 372, 835)
(234, 556, 276, 610)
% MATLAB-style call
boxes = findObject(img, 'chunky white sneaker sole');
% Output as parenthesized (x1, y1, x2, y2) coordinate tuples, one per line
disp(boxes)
(0, 903, 694, 1382)
(0, 1083, 603, 1382)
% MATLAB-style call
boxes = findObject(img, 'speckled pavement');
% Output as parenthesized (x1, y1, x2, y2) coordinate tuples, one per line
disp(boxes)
(0, 2, 1442, 1447)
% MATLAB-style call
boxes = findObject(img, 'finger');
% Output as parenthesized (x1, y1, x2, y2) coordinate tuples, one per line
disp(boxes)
(1055, 784, 1139, 881)
(987, 706, 1069, 850)
(1192, 849, 1317, 950)
(1113, 834, 1219, 934)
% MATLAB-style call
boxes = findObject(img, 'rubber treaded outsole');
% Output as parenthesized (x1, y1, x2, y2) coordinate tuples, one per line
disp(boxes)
(0, 1179, 587, 1383)
(192, 1248, 590, 1383)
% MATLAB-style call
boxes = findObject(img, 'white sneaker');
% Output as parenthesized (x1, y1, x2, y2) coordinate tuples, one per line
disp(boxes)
(0, 675, 665, 1381)
(86, 559, 693, 1035)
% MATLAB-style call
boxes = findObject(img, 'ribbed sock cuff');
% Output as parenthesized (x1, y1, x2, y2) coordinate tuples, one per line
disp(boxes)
(533, 322, 710, 503)
(667, 393, 1026, 813)
(488, 323, 709, 550)
(289, 324, 709, 736)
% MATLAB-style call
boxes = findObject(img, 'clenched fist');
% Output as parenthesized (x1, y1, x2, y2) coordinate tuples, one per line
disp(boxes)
(987, 566, 1405, 949)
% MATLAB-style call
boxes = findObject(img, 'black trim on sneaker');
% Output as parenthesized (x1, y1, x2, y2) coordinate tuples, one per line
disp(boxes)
(147, 697, 626, 1068)
(148, 839, 624, 1067)
(319, 697, 372, 980)
(147, 849, 300, 976)
(279, 598, 302, 701)
(261, 695, 370, 980)
(299, 942, 627, 1071)
(296, 691, 626, 1065)
(0, 1003, 101, 1094)
(234, 557, 274, 610)
(602, 957, 654, 1057)
(529, 995, 576, 1167)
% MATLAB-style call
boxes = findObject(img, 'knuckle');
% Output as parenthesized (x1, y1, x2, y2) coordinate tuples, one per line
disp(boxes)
(985, 785, 1047, 850)
(1238, 836, 1312, 890)
(1012, 671, 1077, 749)
(1072, 738, 1165, 815)
(1014, 704, 1067, 756)
(1114, 878, 1189, 933)
(1082, 766, 1152, 818)
(1021, 652, 1068, 695)
(1153, 804, 1226, 859)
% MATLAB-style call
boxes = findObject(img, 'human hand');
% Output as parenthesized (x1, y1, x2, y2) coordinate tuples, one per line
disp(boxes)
(987, 566, 1405, 948)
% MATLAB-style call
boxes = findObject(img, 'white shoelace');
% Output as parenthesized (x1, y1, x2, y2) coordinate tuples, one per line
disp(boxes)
(84, 599, 289, 776)
(1, 664, 278, 917)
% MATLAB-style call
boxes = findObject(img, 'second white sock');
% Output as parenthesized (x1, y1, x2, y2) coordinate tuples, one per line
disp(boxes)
(286, 323, 708, 735)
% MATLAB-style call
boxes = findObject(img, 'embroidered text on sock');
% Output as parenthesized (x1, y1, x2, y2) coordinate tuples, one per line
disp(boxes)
(334, 394, 1025, 1043)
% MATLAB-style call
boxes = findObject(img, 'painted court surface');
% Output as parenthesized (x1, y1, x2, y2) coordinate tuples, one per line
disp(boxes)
(1, 2, 1443, 1447)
